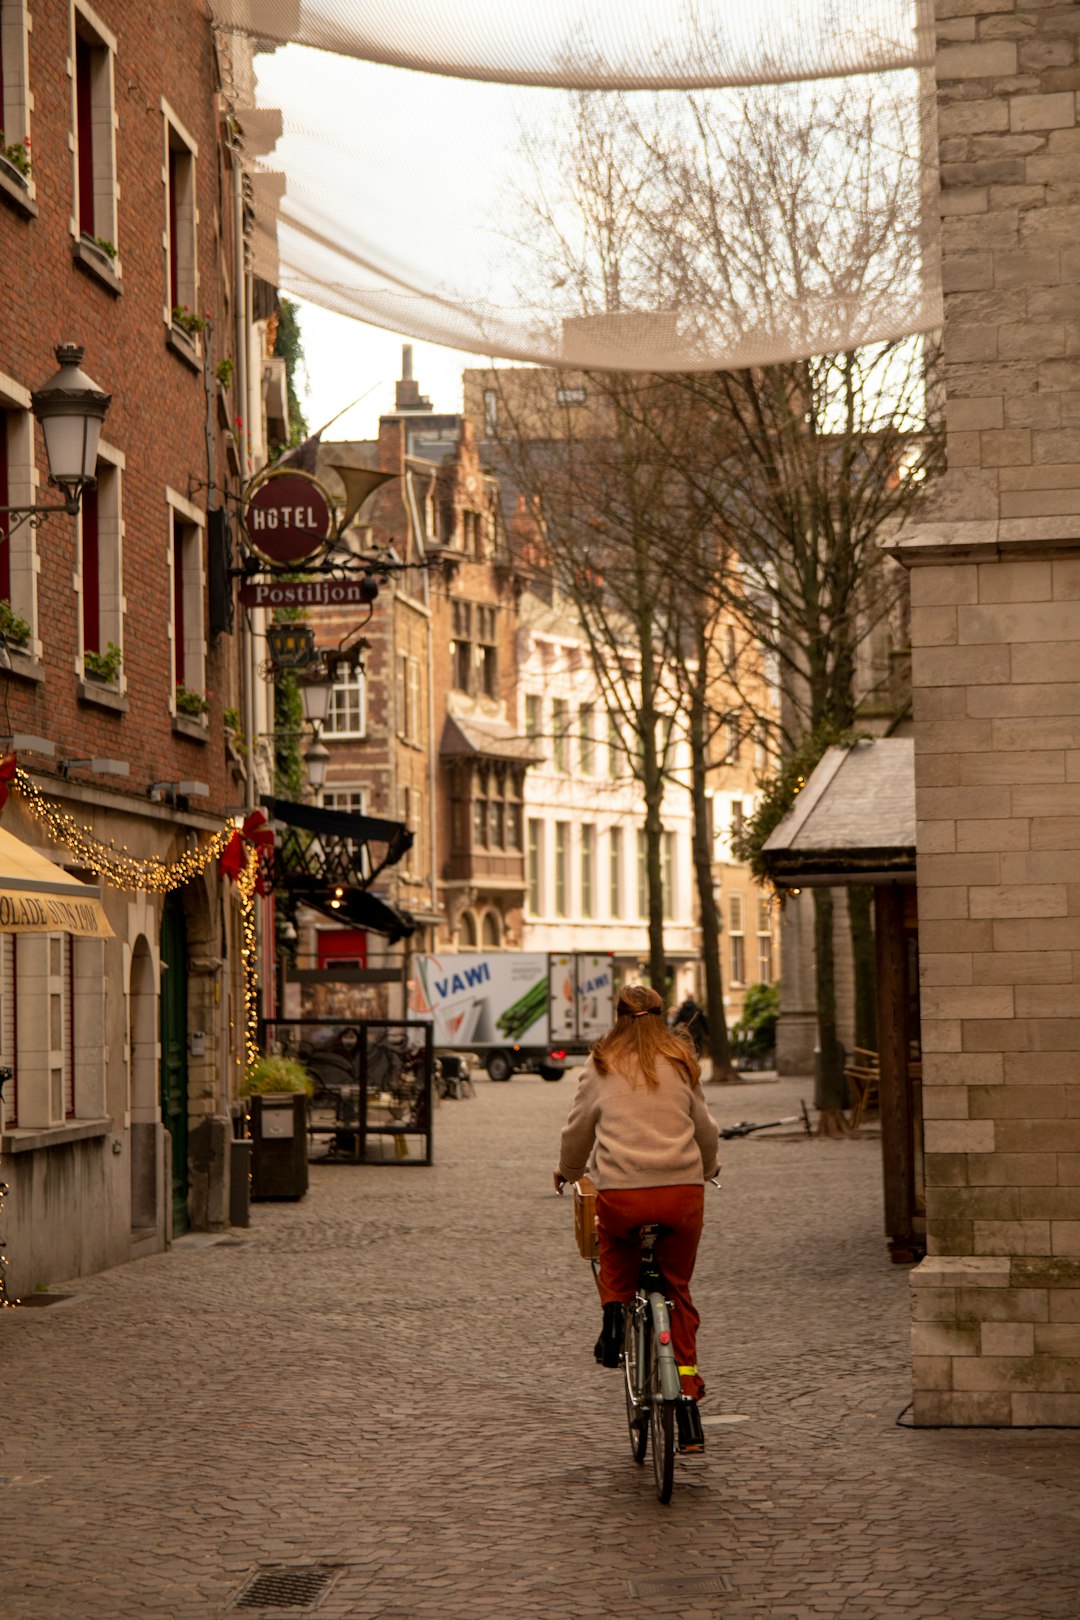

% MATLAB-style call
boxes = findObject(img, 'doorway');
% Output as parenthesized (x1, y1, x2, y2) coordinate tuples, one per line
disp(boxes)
(159, 892, 189, 1235)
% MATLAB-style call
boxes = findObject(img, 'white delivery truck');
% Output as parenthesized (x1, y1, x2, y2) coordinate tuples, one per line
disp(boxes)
(407, 951, 615, 1081)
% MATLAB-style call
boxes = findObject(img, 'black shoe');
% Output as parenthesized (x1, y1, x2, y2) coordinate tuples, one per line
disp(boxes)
(593, 1302, 624, 1367)
(675, 1396, 706, 1453)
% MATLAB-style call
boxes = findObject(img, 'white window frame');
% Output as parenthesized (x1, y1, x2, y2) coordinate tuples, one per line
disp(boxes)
(322, 785, 367, 816)
(70, 1, 120, 268)
(165, 486, 206, 714)
(324, 668, 367, 739)
(729, 893, 746, 988)
(527, 817, 543, 916)
(161, 100, 199, 335)
(0, 367, 39, 656)
(554, 821, 569, 919)
(12, 932, 105, 1129)
(0, 1, 35, 203)
(76, 437, 125, 687)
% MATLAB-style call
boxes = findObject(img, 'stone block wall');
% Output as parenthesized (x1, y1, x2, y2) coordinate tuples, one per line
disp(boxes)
(903, 0, 1080, 1424)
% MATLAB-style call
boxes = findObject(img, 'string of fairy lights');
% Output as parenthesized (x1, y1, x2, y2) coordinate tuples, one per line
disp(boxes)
(0, 775, 265, 1303)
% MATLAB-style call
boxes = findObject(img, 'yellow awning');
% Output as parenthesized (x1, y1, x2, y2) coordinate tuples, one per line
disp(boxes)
(0, 824, 113, 938)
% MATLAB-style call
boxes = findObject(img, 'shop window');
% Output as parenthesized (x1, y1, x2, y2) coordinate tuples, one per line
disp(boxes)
(13, 933, 105, 1128)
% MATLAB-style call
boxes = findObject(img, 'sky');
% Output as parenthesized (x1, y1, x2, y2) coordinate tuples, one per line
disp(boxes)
(293, 298, 493, 442)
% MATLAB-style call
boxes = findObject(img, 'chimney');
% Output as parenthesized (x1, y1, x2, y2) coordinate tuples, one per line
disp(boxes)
(395, 344, 432, 413)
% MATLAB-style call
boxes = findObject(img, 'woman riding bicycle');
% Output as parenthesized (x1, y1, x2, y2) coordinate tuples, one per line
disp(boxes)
(554, 983, 720, 1406)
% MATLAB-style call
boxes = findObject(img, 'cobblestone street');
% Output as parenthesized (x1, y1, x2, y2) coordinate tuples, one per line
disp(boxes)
(3, 1071, 1079, 1619)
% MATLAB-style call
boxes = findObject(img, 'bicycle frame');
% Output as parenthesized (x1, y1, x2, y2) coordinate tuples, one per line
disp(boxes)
(626, 1233, 682, 1409)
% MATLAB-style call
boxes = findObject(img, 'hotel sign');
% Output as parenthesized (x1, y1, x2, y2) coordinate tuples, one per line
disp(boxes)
(243, 469, 333, 566)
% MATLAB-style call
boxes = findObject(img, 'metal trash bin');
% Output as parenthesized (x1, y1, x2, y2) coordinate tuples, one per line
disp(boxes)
(249, 1093, 309, 1200)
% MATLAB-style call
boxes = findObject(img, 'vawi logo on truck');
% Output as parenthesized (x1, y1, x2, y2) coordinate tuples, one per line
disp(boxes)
(431, 961, 491, 1002)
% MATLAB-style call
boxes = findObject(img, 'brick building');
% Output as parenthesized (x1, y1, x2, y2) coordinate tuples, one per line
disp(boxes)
(0, 1, 273, 1289)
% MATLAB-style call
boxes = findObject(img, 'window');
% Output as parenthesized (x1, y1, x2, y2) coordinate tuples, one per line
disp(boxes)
(754, 723, 770, 774)
(400, 785, 422, 834)
(579, 704, 594, 775)
(552, 699, 568, 772)
(609, 827, 622, 918)
(581, 824, 595, 918)
(462, 510, 480, 555)
(724, 625, 736, 668)
(450, 769, 465, 850)
(482, 910, 502, 947)
(72, 4, 119, 260)
(0, 2, 33, 199)
(525, 693, 542, 740)
(731, 799, 745, 842)
(451, 600, 472, 691)
(729, 893, 745, 986)
(527, 819, 543, 914)
(12, 932, 105, 1128)
(637, 829, 647, 918)
(608, 714, 622, 780)
(396, 653, 421, 742)
(0, 384, 36, 651)
(506, 800, 522, 850)
(324, 669, 366, 738)
(556, 386, 586, 405)
(167, 491, 205, 708)
(79, 447, 123, 681)
(555, 822, 569, 917)
(489, 797, 505, 848)
(662, 831, 675, 920)
(483, 388, 498, 436)
(724, 714, 740, 765)
(163, 107, 198, 327)
(323, 787, 367, 815)
(473, 796, 487, 847)
(757, 896, 773, 983)
(477, 604, 497, 698)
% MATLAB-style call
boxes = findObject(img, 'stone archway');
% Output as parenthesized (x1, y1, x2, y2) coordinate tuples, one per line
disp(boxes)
(129, 935, 158, 1235)
(481, 909, 502, 948)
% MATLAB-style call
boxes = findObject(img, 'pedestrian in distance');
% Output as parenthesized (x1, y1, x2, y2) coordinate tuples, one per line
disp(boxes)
(553, 983, 720, 1410)
(672, 995, 708, 1055)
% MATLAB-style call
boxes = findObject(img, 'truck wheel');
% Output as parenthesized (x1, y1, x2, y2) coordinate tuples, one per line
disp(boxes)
(486, 1050, 513, 1083)
(538, 1063, 564, 1082)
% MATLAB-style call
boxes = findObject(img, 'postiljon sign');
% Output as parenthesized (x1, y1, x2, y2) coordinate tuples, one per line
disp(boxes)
(243, 468, 333, 566)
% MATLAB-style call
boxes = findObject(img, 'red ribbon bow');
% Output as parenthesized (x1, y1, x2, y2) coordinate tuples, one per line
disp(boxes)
(0, 752, 17, 812)
(219, 808, 276, 891)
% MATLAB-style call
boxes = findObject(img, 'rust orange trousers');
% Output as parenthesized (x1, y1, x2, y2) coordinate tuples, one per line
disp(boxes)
(595, 1185, 706, 1400)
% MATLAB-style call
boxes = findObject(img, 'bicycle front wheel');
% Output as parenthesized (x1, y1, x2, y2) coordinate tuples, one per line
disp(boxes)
(623, 1308, 648, 1465)
(649, 1332, 675, 1503)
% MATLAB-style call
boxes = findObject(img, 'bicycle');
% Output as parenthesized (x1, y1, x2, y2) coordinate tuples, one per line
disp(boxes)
(616, 1223, 705, 1503)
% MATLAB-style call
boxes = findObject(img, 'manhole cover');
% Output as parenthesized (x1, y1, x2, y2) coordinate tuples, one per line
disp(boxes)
(628, 1574, 732, 1598)
(232, 1565, 340, 1610)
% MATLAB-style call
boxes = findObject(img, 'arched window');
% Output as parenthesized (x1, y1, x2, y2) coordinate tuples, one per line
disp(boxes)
(459, 910, 478, 948)
(481, 910, 502, 948)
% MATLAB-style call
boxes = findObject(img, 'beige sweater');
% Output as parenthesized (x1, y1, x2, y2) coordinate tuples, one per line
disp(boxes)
(558, 1054, 721, 1190)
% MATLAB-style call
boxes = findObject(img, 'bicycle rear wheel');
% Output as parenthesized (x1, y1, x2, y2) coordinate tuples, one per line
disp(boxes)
(649, 1331, 675, 1503)
(623, 1308, 648, 1465)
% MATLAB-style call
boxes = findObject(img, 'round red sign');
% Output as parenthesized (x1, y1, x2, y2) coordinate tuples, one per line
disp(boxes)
(244, 471, 332, 565)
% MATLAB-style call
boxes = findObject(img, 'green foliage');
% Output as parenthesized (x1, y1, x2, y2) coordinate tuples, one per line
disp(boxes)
(240, 1055, 313, 1097)
(0, 132, 31, 177)
(0, 599, 30, 645)
(172, 304, 206, 336)
(274, 670, 305, 797)
(223, 705, 248, 760)
(731, 982, 781, 1061)
(176, 683, 210, 718)
(90, 236, 117, 260)
(215, 357, 234, 388)
(84, 641, 122, 682)
(731, 722, 862, 884)
(274, 297, 309, 448)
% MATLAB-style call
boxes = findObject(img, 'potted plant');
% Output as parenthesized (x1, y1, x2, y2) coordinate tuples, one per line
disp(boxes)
(172, 305, 206, 338)
(175, 682, 210, 718)
(0, 132, 31, 184)
(84, 641, 122, 683)
(84, 235, 117, 261)
(241, 1056, 312, 1201)
(223, 704, 248, 763)
(0, 599, 31, 650)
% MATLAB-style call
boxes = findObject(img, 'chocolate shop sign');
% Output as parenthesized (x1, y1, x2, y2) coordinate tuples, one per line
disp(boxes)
(243, 468, 333, 566)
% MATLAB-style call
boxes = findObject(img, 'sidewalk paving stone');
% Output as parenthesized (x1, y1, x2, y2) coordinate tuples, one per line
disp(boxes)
(1, 1070, 1079, 1616)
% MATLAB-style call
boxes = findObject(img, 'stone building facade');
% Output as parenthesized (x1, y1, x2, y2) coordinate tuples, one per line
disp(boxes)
(903, 0, 1080, 1424)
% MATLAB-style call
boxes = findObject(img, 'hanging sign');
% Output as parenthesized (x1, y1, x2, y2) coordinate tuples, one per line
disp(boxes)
(243, 468, 333, 566)
(239, 577, 378, 609)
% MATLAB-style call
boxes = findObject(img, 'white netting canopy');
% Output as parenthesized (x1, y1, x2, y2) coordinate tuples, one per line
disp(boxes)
(211, 2, 941, 372)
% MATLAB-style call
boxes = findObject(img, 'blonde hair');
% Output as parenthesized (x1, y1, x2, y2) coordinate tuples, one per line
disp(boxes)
(592, 983, 700, 1091)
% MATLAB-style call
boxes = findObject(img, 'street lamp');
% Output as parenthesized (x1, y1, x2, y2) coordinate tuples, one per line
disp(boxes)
(298, 670, 333, 730)
(0, 346, 111, 534)
(303, 736, 330, 796)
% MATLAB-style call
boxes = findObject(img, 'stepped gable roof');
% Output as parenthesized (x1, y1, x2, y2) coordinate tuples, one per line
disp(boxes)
(761, 737, 915, 887)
